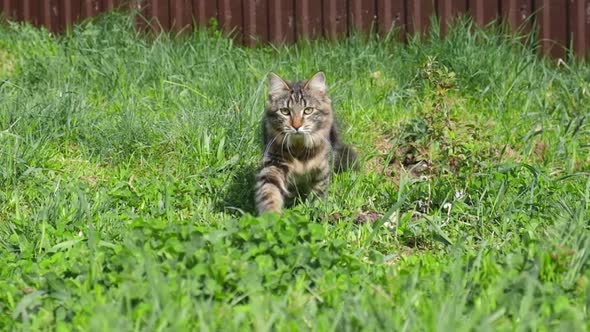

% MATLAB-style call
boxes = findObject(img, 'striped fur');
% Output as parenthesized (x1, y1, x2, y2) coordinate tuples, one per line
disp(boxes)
(255, 72, 357, 215)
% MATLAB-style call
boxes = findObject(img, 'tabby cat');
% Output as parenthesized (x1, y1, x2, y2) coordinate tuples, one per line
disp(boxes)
(255, 72, 357, 215)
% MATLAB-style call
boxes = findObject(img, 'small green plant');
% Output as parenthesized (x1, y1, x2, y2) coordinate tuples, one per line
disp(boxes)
(0, 49, 15, 78)
(207, 17, 221, 38)
(391, 56, 494, 175)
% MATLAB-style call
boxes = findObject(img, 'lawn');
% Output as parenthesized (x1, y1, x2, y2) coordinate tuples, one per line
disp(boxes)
(0, 12, 589, 331)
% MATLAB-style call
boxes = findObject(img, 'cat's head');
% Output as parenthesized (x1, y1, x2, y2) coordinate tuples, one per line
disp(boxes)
(265, 72, 333, 147)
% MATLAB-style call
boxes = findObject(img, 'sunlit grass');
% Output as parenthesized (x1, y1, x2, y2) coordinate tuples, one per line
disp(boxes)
(0, 13, 589, 331)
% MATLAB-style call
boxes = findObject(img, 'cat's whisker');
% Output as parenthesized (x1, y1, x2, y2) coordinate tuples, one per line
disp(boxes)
(263, 134, 280, 159)
(301, 134, 309, 159)
(282, 133, 293, 159)
(304, 134, 315, 159)
(285, 133, 295, 159)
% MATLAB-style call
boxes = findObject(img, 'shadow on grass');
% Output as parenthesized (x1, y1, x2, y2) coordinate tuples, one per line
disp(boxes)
(215, 164, 258, 215)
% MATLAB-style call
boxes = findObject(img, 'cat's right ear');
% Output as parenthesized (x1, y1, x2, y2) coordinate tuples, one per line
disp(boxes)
(268, 72, 290, 98)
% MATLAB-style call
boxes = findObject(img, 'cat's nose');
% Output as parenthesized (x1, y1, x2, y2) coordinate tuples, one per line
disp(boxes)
(292, 118, 303, 130)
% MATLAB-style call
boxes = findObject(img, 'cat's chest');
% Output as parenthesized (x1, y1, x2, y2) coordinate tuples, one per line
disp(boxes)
(286, 156, 326, 190)
(287, 167, 320, 194)
(288, 172, 315, 194)
(289, 155, 324, 176)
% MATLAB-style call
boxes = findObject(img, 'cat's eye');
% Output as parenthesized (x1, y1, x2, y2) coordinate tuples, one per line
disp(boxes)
(279, 108, 290, 115)
(303, 107, 314, 115)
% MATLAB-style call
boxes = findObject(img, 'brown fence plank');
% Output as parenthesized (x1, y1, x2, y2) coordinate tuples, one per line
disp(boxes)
(54, 0, 65, 32)
(469, 0, 500, 26)
(349, 0, 376, 33)
(170, 0, 193, 32)
(193, 0, 218, 27)
(538, 0, 567, 58)
(110, 0, 132, 10)
(5, 1, 11, 19)
(17, 0, 36, 24)
(269, 0, 295, 44)
(136, 0, 151, 31)
(104, 0, 115, 11)
(135, 0, 171, 33)
(219, 0, 243, 41)
(52, 0, 61, 32)
(500, 0, 533, 33)
(12, 0, 21, 22)
(244, 0, 268, 46)
(569, 0, 590, 58)
(296, 0, 323, 39)
(39, 0, 61, 32)
(323, 0, 347, 39)
(152, 0, 170, 31)
(438, 0, 468, 36)
(104, 0, 129, 11)
(38, 0, 50, 29)
(376, 0, 405, 39)
(82, 0, 102, 19)
(134, 0, 149, 31)
(1, 0, 18, 19)
(407, 0, 436, 36)
(61, 0, 82, 31)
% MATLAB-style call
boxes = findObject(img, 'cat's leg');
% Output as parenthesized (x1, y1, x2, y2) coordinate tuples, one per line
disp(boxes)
(255, 164, 289, 214)
(310, 162, 331, 197)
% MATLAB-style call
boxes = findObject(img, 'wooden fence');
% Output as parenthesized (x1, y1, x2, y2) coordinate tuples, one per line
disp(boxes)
(1, 1, 589, 59)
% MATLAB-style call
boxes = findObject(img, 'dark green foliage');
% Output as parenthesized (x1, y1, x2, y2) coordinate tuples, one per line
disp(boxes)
(0, 12, 588, 331)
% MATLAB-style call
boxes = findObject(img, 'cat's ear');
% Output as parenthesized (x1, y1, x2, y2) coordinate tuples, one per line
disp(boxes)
(268, 72, 290, 97)
(304, 72, 326, 95)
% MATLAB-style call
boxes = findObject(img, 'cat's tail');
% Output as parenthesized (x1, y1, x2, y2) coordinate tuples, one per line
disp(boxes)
(330, 122, 358, 173)
(333, 143, 358, 173)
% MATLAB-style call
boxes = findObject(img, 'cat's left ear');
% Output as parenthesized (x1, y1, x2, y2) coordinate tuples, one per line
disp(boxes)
(268, 72, 291, 98)
(304, 72, 326, 95)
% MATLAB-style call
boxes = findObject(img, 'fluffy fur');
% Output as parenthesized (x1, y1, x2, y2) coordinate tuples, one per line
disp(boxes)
(255, 72, 357, 214)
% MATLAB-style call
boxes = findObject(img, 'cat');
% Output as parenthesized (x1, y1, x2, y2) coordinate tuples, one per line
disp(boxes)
(255, 71, 357, 215)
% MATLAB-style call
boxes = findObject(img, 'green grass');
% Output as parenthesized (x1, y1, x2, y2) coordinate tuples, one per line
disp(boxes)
(0, 13, 589, 331)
